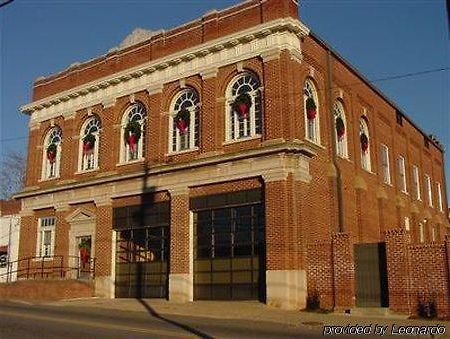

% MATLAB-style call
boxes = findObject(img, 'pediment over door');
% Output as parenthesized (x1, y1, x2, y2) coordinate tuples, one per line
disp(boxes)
(66, 208, 96, 224)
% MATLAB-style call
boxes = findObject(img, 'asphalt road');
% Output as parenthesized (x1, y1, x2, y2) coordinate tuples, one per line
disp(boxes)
(0, 299, 328, 339)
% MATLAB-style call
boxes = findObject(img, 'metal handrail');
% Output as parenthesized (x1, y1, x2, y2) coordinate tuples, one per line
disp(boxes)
(0, 255, 96, 283)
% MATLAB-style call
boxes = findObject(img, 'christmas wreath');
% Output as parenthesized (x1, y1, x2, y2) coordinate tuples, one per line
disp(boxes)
(124, 120, 141, 152)
(360, 133, 369, 152)
(336, 117, 345, 139)
(175, 108, 190, 134)
(232, 93, 252, 119)
(82, 134, 96, 154)
(306, 97, 317, 120)
(78, 239, 91, 265)
(46, 143, 57, 163)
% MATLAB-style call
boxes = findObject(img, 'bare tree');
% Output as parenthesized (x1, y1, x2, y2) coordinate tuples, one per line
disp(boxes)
(0, 150, 25, 199)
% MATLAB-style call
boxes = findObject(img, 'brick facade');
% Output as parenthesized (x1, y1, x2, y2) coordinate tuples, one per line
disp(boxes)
(13, 0, 449, 310)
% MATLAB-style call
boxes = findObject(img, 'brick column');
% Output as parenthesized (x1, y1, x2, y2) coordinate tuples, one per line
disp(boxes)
(201, 68, 219, 153)
(94, 199, 114, 298)
(147, 85, 163, 163)
(263, 172, 307, 309)
(332, 232, 355, 310)
(168, 186, 192, 302)
(261, 50, 284, 141)
(54, 205, 71, 270)
(385, 228, 411, 313)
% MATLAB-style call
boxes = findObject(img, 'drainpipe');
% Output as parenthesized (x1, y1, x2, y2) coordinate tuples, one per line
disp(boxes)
(327, 50, 345, 233)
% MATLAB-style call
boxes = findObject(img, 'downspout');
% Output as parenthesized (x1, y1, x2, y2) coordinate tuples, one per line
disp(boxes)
(327, 50, 345, 233)
(327, 49, 345, 311)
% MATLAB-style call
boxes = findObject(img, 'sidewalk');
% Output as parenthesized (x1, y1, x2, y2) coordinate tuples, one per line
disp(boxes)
(46, 298, 450, 329)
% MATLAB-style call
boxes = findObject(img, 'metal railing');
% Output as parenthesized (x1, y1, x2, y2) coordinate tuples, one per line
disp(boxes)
(0, 255, 95, 283)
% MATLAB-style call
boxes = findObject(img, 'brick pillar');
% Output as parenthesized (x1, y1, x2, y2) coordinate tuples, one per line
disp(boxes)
(332, 232, 355, 310)
(60, 118, 75, 179)
(54, 205, 71, 270)
(25, 127, 40, 186)
(201, 68, 219, 153)
(264, 173, 306, 309)
(168, 186, 192, 302)
(385, 228, 411, 313)
(261, 51, 285, 141)
(147, 86, 163, 164)
(94, 200, 113, 298)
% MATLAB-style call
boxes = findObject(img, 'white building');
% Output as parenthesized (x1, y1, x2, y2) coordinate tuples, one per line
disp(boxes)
(0, 200, 21, 283)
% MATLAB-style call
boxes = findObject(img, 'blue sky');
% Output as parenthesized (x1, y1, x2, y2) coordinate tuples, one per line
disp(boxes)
(0, 0, 449, 195)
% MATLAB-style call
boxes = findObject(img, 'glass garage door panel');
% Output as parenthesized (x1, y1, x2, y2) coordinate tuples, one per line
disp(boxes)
(194, 204, 265, 300)
(115, 227, 168, 298)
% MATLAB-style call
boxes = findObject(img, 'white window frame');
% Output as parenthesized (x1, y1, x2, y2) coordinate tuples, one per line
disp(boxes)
(41, 127, 62, 180)
(359, 118, 371, 172)
(168, 88, 200, 153)
(431, 226, 436, 242)
(36, 217, 56, 258)
(397, 155, 407, 193)
(225, 72, 262, 142)
(78, 116, 101, 172)
(333, 100, 348, 158)
(437, 182, 443, 212)
(120, 103, 147, 163)
(412, 165, 421, 201)
(419, 222, 424, 243)
(425, 174, 433, 207)
(404, 216, 410, 231)
(304, 79, 321, 144)
(380, 144, 390, 184)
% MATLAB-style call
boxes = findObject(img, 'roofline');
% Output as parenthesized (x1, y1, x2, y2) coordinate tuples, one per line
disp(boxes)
(308, 31, 444, 153)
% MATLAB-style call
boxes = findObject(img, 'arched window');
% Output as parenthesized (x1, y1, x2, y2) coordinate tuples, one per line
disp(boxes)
(169, 88, 200, 152)
(79, 116, 101, 171)
(225, 72, 262, 141)
(359, 117, 371, 172)
(304, 79, 320, 143)
(333, 100, 348, 158)
(42, 127, 62, 179)
(120, 102, 146, 163)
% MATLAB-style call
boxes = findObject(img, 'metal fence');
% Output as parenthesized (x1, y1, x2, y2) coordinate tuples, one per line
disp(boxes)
(0, 255, 95, 283)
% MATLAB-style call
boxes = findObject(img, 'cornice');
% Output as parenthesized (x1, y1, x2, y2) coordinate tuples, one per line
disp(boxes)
(21, 18, 309, 123)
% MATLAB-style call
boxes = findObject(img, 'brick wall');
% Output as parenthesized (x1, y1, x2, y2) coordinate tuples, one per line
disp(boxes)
(385, 229, 450, 318)
(306, 232, 355, 310)
(0, 280, 93, 300)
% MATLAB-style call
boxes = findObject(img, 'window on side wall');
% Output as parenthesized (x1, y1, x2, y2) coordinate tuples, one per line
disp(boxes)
(380, 144, 390, 184)
(304, 79, 320, 144)
(359, 117, 371, 172)
(397, 156, 407, 193)
(412, 165, 421, 200)
(333, 100, 348, 158)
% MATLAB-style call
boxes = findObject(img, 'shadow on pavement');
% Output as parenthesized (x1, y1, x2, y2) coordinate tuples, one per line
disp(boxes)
(137, 299, 214, 339)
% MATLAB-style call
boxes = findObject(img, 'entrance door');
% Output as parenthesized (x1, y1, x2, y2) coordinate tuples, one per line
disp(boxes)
(76, 236, 92, 279)
(194, 204, 265, 300)
(115, 226, 168, 298)
(354, 243, 389, 307)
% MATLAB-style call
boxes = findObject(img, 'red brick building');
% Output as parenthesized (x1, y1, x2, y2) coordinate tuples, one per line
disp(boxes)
(15, 0, 450, 315)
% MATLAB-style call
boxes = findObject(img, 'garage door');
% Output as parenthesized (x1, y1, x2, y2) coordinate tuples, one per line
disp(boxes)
(113, 202, 169, 298)
(192, 189, 265, 300)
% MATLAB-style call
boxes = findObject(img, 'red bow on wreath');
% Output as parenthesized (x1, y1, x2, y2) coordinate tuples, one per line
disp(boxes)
(175, 108, 190, 135)
(232, 93, 252, 119)
(46, 144, 57, 163)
